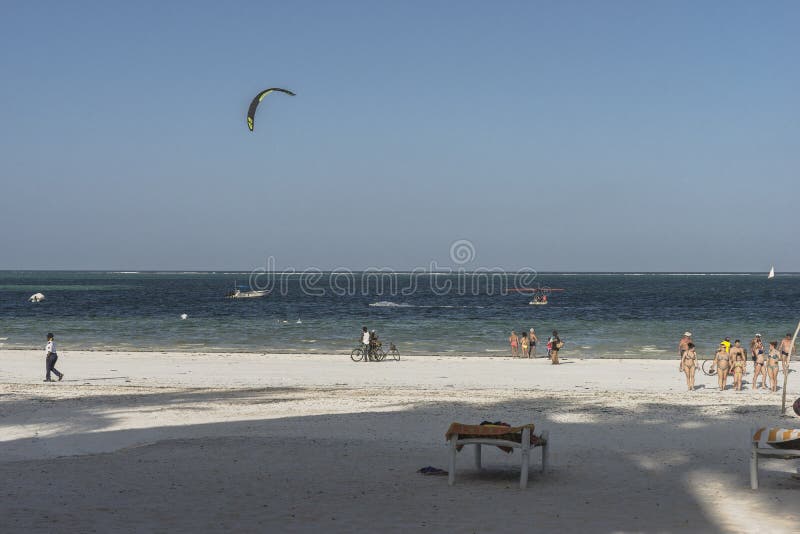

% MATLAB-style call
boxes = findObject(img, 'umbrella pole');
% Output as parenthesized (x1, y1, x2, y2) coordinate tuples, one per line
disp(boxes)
(780, 320, 800, 415)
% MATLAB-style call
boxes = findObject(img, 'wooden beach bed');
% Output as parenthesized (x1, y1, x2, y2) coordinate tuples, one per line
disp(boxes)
(445, 423, 549, 489)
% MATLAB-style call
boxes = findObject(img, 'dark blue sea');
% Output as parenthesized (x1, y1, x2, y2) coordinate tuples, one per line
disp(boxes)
(0, 271, 797, 358)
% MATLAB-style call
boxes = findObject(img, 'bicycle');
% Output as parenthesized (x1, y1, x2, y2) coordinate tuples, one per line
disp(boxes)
(374, 342, 401, 362)
(351, 342, 400, 362)
(701, 359, 717, 376)
(372, 346, 387, 361)
(350, 345, 368, 362)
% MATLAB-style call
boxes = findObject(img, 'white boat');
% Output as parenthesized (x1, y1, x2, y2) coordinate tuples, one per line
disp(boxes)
(768, 266, 775, 279)
(29, 292, 45, 303)
(226, 283, 269, 299)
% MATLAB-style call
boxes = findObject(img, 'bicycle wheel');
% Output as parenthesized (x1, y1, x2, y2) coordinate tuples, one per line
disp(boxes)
(374, 349, 387, 362)
(388, 349, 400, 361)
(702, 359, 716, 376)
(350, 348, 364, 362)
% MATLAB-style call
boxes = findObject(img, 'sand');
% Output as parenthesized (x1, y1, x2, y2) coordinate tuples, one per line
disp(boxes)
(2, 349, 800, 533)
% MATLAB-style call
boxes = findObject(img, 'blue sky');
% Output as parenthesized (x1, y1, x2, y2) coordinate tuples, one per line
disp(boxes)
(1, 1, 798, 271)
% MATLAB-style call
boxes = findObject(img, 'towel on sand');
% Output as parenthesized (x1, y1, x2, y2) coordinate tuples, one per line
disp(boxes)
(417, 466, 448, 476)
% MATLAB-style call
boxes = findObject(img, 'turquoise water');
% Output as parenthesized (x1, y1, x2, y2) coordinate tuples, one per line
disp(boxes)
(0, 271, 797, 358)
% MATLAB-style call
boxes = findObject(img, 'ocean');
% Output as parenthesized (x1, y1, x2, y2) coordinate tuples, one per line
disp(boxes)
(0, 271, 797, 359)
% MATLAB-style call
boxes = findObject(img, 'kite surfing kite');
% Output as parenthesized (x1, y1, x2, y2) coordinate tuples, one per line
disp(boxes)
(246, 88, 295, 131)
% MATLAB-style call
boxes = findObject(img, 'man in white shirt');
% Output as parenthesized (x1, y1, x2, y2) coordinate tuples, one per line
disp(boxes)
(44, 332, 64, 382)
(361, 326, 371, 363)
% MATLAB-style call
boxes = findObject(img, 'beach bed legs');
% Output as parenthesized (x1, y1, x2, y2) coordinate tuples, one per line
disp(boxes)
(750, 428, 800, 490)
(447, 428, 549, 489)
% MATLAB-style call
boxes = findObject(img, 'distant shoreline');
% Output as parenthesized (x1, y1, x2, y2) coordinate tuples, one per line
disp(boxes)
(1, 269, 798, 274)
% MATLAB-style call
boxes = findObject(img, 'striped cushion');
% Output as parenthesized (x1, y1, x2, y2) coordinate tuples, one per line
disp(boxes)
(753, 427, 800, 450)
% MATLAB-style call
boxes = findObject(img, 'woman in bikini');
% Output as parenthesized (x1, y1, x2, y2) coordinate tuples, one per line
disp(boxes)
(752, 337, 767, 390)
(767, 341, 781, 392)
(732, 349, 746, 391)
(520, 332, 529, 358)
(509, 331, 519, 357)
(681, 342, 697, 391)
(713, 343, 731, 391)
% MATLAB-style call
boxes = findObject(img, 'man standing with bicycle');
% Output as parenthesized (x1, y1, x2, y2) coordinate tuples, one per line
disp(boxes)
(361, 326, 371, 363)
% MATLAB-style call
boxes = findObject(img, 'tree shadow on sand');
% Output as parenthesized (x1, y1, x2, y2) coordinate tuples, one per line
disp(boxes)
(1, 387, 800, 533)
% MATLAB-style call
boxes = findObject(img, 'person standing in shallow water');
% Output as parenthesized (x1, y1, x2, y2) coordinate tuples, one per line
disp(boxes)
(528, 328, 538, 358)
(520, 332, 529, 358)
(509, 331, 519, 357)
(44, 333, 63, 382)
(549, 330, 561, 365)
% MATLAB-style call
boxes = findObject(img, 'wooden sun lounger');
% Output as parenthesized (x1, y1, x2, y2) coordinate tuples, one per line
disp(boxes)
(750, 427, 800, 490)
(447, 428, 549, 489)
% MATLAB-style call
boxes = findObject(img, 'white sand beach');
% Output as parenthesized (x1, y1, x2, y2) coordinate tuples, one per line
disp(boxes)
(2, 350, 800, 533)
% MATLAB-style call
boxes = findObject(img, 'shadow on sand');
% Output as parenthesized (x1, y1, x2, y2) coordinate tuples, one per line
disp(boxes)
(1, 386, 799, 533)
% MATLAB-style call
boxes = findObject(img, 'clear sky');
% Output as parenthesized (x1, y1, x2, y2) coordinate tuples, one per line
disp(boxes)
(1, 0, 798, 271)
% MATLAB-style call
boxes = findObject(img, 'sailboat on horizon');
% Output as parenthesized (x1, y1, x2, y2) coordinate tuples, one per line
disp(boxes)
(768, 266, 775, 279)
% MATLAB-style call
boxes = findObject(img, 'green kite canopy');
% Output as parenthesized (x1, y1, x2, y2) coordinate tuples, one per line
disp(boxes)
(247, 88, 296, 131)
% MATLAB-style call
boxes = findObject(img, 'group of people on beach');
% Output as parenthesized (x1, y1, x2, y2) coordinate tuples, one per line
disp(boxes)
(678, 331, 795, 392)
(508, 329, 563, 364)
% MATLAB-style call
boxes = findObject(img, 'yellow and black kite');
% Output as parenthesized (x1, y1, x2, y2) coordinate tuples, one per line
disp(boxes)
(247, 88, 295, 131)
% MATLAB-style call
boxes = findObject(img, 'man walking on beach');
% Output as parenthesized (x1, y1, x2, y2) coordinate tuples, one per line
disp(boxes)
(361, 326, 371, 363)
(678, 332, 692, 372)
(44, 332, 64, 382)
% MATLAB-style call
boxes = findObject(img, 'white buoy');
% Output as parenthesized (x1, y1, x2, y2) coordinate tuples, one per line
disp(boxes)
(180, 313, 188, 320)
(29, 293, 45, 303)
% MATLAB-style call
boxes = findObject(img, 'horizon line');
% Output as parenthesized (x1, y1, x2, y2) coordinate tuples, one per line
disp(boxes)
(0, 269, 794, 275)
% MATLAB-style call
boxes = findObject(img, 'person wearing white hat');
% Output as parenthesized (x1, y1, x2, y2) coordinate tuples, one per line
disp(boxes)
(678, 331, 692, 372)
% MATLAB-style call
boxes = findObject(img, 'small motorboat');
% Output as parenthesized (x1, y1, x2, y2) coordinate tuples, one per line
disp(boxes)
(509, 286, 562, 305)
(226, 282, 269, 299)
(529, 294, 548, 305)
